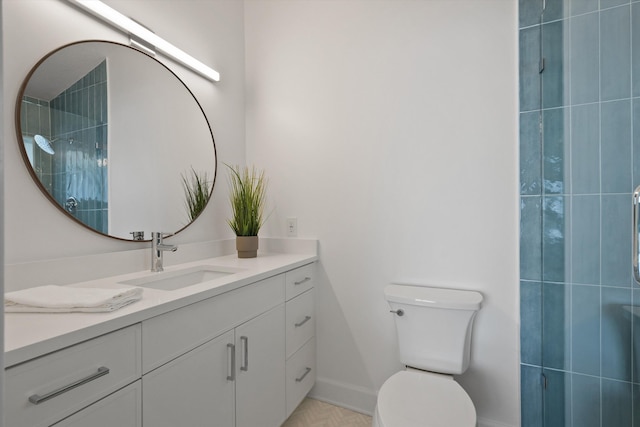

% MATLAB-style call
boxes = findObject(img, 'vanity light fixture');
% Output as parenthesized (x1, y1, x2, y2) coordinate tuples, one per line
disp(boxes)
(66, 0, 220, 82)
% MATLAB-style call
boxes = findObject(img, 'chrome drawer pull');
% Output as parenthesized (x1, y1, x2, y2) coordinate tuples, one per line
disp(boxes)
(295, 367, 312, 382)
(294, 277, 311, 286)
(295, 316, 312, 328)
(227, 343, 236, 381)
(28, 366, 110, 405)
(240, 336, 249, 372)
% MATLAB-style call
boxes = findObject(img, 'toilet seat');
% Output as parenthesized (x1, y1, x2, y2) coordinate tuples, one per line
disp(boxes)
(375, 370, 476, 427)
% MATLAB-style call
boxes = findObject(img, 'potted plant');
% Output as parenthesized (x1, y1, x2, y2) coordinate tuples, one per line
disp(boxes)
(226, 164, 268, 258)
(181, 167, 212, 222)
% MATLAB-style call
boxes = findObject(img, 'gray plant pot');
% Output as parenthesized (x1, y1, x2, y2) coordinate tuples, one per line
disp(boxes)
(236, 236, 258, 258)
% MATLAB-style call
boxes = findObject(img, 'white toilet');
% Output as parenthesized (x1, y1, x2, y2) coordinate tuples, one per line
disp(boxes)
(373, 284, 483, 427)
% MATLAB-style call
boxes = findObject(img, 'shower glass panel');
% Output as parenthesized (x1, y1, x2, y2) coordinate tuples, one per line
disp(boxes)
(519, 0, 639, 425)
(21, 61, 108, 233)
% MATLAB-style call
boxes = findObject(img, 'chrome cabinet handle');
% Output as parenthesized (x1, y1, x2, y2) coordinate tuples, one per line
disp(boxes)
(390, 309, 404, 316)
(227, 343, 236, 381)
(28, 367, 110, 405)
(295, 316, 312, 328)
(295, 367, 312, 382)
(240, 336, 249, 372)
(634, 187, 640, 284)
(294, 277, 311, 286)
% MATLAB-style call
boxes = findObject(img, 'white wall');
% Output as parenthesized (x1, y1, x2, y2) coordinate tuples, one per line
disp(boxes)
(244, 1, 519, 426)
(3, 0, 245, 264)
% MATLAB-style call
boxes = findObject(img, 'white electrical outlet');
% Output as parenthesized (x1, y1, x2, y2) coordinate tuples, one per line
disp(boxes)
(286, 217, 298, 237)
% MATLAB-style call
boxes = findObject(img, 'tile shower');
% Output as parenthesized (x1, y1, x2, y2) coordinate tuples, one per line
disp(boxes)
(21, 61, 108, 233)
(519, 0, 640, 425)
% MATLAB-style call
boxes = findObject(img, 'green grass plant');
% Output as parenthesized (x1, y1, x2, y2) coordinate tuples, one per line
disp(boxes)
(226, 164, 268, 236)
(181, 167, 211, 222)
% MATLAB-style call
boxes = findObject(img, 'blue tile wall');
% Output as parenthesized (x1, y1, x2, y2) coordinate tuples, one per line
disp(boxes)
(20, 98, 54, 191)
(520, 1, 640, 425)
(633, 4, 640, 97)
(571, 0, 598, 16)
(50, 61, 108, 234)
(541, 21, 566, 109)
(570, 104, 599, 195)
(571, 284, 600, 376)
(633, 99, 640, 184)
(602, 379, 632, 426)
(543, 369, 571, 427)
(542, 283, 570, 370)
(520, 25, 542, 112)
(601, 195, 632, 287)
(570, 195, 599, 285)
(600, 5, 631, 102)
(571, 374, 600, 427)
(521, 280, 543, 365)
(520, 111, 542, 195)
(543, 108, 569, 194)
(601, 100, 632, 194)
(521, 197, 542, 281)
(521, 365, 544, 427)
(570, 12, 599, 105)
(542, 196, 568, 283)
(601, 287, 632, 382)
(520, 0, 543, 28)
(542, 0, 565, 23)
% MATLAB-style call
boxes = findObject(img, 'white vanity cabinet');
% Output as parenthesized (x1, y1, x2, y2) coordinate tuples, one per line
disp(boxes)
(5, 259, 317, 427)
(284, 264, 317, 417)
(141, 273, 287, 427)
(5, 325, 141, 427)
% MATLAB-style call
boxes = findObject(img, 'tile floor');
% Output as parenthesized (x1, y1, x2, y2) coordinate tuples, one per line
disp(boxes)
(282, 398, 372, 427)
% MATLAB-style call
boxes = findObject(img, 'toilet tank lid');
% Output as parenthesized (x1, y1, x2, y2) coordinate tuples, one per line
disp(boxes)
(384, 284, 483, 310)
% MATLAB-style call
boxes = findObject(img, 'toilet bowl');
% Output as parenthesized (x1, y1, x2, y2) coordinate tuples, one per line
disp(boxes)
(376, 284, 482, 427)
(372, 370, 476, 427)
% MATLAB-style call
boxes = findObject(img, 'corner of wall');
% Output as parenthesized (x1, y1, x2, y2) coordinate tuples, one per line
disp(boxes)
(1, 0, 6, 423)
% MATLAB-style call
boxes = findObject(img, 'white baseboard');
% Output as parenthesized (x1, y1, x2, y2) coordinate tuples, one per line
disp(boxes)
(308, 376, 378, 416)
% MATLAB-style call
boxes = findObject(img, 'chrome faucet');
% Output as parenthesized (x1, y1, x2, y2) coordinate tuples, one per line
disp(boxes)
(151, 232, 178, 272)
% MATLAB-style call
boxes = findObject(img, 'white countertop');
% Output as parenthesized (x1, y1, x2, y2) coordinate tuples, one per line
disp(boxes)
(5, 251, 317, 368)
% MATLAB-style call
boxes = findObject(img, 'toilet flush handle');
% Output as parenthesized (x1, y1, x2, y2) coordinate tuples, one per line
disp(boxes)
(390, 309, 404, 317)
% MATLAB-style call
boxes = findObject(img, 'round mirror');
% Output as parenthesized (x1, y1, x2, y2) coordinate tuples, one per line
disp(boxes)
(16, 40, 216, 241)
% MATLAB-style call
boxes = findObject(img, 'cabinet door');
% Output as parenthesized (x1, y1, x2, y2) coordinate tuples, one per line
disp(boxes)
(143, 330, 235, 427)
(235, 304, 286, 427)
(52, 381, 141, 427)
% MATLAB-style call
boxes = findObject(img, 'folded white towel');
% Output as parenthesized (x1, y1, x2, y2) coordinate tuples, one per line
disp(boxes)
(4, 285, 143, 313)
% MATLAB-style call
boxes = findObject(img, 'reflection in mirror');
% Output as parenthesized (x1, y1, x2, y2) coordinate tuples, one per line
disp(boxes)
(17, 41, 216, 241)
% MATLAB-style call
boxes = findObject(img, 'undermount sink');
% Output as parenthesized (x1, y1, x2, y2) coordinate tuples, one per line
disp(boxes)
(119, 265, 241, 291)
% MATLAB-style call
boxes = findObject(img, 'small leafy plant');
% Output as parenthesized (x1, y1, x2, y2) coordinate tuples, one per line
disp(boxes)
(226, 164, 268, 236)
(181, 167, 211, 222)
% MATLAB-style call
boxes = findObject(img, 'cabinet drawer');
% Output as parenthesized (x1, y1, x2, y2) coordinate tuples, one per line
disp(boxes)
(143, 274, 285, 373)
(52, 380, 142, 427)
(285, 263, 314, 301)
(5, 325, 141, 427)
(285, 338, 316, 417)
(286, 289, 315, 359)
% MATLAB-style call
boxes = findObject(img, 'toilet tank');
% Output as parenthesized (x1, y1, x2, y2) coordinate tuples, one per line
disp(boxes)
(384, 284, 483, 375)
